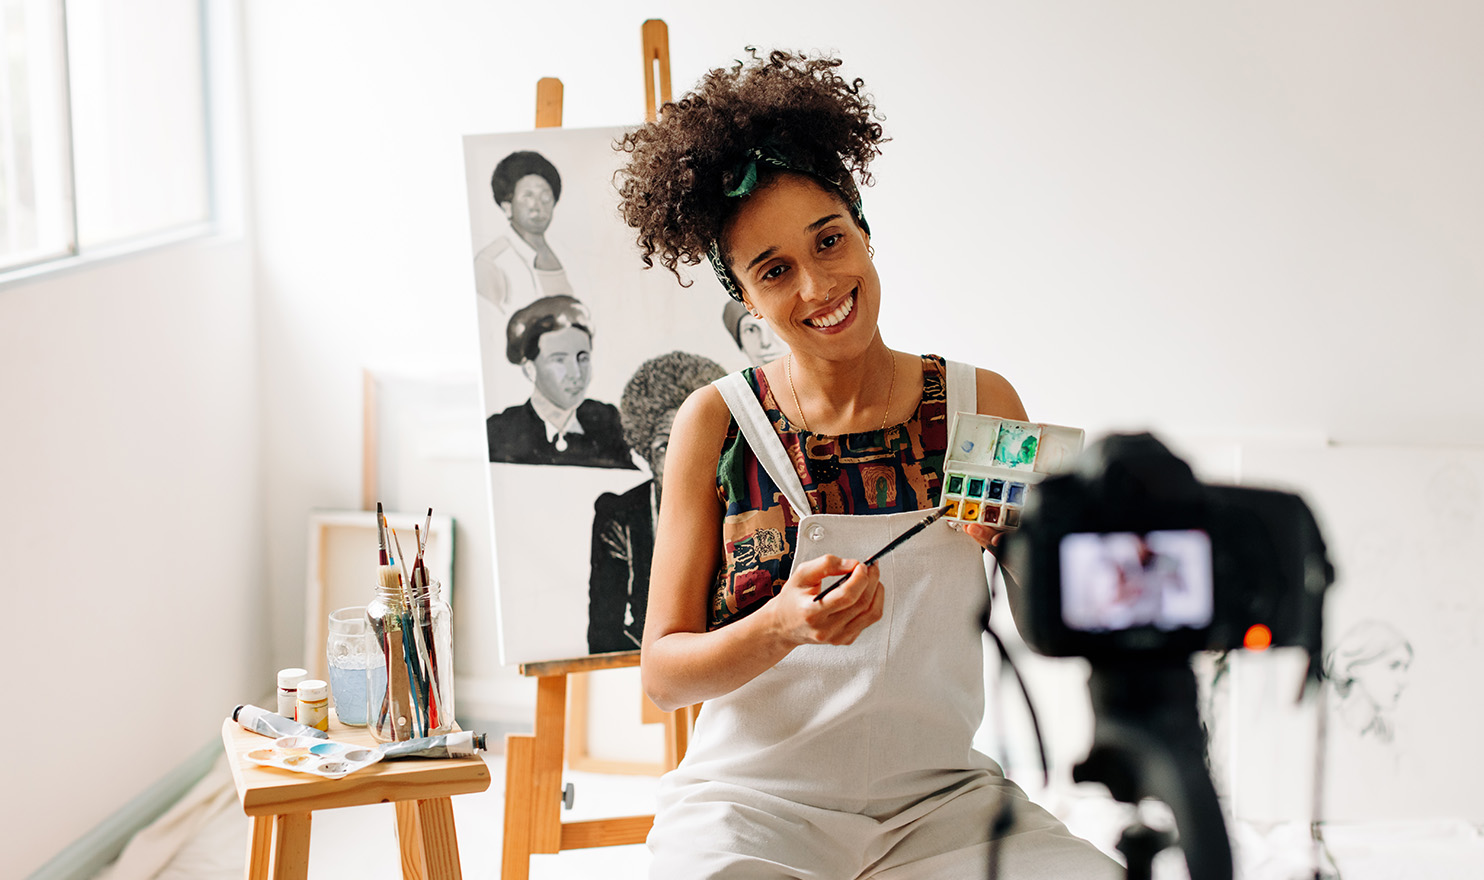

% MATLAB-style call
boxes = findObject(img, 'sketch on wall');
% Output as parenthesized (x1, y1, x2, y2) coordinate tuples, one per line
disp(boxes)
(1220, 445, 1484, 823)
(464, 126, 750, 665)
(1323, 619, 1414, 744)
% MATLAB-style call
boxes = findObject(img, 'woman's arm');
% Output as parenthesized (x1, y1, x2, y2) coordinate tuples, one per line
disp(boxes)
(640, 385, 884, 712)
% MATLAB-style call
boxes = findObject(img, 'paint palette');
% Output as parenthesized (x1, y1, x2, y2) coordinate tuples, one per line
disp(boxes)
(245, 735, 384, 780)
(939, 413, 1084, 530)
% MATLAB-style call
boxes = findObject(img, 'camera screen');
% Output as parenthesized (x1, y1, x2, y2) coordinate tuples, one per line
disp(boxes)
(1058, 530, 1214, 632)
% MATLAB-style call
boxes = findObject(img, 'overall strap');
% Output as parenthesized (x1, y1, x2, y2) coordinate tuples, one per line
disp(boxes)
(944, 359, 977, 422)
(713, 372, 812, 519)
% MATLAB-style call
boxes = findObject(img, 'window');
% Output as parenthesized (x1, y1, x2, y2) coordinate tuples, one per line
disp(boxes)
(1, 0, 210, 275)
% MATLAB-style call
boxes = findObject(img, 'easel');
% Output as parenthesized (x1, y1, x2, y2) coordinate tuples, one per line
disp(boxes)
(500, 20, 697, 880)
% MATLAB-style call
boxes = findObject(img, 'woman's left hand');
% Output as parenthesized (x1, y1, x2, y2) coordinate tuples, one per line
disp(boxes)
(956, 521, 1007, 555)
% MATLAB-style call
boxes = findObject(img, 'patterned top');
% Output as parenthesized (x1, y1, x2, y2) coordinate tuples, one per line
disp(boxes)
(710, 354, 953, 629)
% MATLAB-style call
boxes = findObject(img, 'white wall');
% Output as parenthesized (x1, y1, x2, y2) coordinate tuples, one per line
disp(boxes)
(1, 236, 266, 877)
(242, 0, 1483, 731)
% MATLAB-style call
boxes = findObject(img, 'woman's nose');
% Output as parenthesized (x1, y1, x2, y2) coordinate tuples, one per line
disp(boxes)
(796, 260, 834, 302)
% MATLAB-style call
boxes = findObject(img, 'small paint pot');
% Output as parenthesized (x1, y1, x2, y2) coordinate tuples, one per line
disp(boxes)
(310, 742, 350, 757)
(247, 749, 276, 762)
(283, 754, 313, 767)
(946, 474, 965, 495)
(987, 480, 1005, 501)
(341, 749, 373, 762)
(981, 505, 1000, 525)
(316, 761, 350, 775)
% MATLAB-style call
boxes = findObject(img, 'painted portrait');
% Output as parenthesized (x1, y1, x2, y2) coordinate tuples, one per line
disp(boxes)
(588, 351, 726, 654)
(464, 126, 753, 663)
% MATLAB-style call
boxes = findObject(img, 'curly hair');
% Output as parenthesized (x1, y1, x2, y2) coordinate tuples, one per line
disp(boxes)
(491, 150, 562, 206)
(620, 351, 727, 469)
(614, 49, 886, 286)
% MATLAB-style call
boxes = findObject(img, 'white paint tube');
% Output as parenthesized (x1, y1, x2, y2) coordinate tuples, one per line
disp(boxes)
(375, 730, 487, 760)
(233, 704, 330, 740)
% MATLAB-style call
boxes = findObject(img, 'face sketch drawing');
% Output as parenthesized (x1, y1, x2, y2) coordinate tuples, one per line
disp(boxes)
(723, 298, 787, 367)
(1324, 620, 1414, 743)
(522, 324, 591, 411)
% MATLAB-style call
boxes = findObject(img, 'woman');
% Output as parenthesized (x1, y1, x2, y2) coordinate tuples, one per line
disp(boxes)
(616, 51, 1119, 878)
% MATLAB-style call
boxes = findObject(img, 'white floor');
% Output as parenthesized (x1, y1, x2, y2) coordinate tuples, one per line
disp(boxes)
(93, 749, 1484, 880)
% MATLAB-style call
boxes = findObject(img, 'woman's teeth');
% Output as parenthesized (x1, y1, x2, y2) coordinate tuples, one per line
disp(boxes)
(807, 292, 854, 328)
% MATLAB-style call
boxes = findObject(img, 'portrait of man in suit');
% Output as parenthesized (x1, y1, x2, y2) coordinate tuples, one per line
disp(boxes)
(486, 294, 637, 469)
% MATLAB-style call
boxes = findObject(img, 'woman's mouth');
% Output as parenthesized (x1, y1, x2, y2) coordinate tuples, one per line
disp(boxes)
(803, 290, 856, 329)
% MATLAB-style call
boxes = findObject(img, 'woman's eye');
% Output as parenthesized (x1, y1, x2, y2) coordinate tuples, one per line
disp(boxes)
(762, 264, 787, 281)
(820, 233, 843, 249)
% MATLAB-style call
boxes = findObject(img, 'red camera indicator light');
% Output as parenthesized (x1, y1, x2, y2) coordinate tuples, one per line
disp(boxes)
(1243, 624, 1273, 651)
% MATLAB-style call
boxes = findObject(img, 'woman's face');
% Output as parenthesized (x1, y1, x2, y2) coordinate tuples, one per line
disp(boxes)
(737, 314, 786, 366)
(504, 173, 556, 236)
(724, 174, 878, 362)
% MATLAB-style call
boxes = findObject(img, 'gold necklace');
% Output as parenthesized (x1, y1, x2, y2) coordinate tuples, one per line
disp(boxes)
(786, 352, 897, 433)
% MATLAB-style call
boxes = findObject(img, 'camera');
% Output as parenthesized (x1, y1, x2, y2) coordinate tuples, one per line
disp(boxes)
(996, 432, 1335, 880)
(1001, 432, 1333, 662)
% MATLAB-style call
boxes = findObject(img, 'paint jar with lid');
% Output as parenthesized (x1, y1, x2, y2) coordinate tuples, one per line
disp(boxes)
(277, 668, 308, 720)
(296, 679, 330, 731)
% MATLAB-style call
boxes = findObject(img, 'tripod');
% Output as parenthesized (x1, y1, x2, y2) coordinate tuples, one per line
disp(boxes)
(1074, 662, 1233, 880)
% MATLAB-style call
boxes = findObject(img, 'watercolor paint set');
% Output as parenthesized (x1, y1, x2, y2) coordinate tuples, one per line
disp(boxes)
(245, 735, 385, 780)
(938, 413, 1085, 530)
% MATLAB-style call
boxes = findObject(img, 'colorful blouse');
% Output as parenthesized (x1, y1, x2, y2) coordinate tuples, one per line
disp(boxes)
(710, 354, 952, 629)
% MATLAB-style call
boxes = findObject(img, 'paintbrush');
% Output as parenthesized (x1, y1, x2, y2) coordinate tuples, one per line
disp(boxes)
(813, 504, 953, 603)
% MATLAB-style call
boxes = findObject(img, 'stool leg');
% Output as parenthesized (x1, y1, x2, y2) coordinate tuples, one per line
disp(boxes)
(415, 797, 463, 880)
(395, 800, 428, 879)
(245, 816, 273, 880)
(270, 813, 311, 880)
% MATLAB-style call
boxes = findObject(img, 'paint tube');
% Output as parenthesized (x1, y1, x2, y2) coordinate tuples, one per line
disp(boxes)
(375, 730, 487, 760)
(233, 704, 330, 740)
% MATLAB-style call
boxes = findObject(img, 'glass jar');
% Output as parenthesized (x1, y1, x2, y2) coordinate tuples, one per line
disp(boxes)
(325, 607, 374, 726)
(367, 577, 453, 742)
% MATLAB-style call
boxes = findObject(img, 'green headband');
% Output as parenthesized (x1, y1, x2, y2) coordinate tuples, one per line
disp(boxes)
(706, 145, 870, 303)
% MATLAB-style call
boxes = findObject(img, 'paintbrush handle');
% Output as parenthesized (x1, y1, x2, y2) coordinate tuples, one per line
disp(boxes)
(812, 505, 950, 603)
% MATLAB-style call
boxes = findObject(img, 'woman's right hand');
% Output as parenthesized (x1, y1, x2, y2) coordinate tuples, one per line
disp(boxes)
(764, 554, 884, 647)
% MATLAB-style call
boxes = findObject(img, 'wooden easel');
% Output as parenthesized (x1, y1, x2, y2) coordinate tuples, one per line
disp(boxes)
(500, 20, 698, 880)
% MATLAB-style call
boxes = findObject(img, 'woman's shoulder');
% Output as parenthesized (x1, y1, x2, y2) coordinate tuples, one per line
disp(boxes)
(974, 367, 1028, 420)
(671, 377, 736, 447)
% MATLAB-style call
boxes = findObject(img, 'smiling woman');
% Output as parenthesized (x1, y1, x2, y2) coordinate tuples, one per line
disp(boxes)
(613, 49, 1120, 879)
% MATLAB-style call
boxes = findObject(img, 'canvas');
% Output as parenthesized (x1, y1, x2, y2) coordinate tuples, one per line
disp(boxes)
(463, 125, 782, 664)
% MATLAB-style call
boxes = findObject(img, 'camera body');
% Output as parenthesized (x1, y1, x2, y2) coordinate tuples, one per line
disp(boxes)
(1001, 432, 1333, 661)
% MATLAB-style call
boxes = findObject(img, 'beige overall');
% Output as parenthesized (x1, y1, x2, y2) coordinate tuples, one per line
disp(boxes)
(647, 362, 1120, 879)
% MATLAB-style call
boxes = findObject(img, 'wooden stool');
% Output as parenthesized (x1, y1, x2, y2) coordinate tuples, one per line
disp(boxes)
(221, 715, 491, 880)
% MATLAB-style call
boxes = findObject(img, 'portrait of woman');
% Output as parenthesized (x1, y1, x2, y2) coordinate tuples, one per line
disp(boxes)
(722, 297, 787, 366)
(473, 150, 573, 314)
(1325, 619, 1415, 743)
(615, 50, 1120, 878)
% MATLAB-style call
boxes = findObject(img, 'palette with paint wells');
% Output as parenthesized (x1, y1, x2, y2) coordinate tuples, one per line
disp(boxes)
(939, 413, 1085, 530)
(245, 735, 384, 780)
